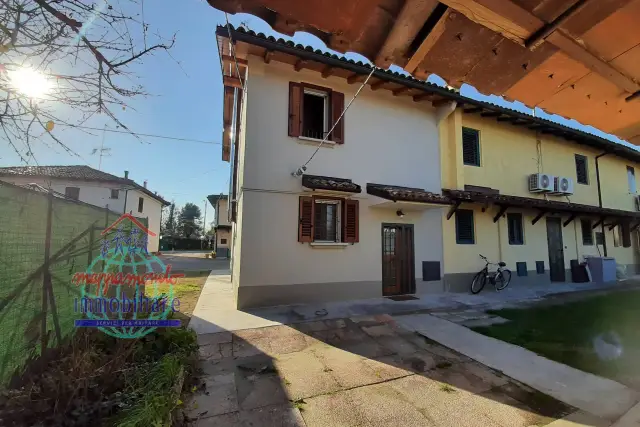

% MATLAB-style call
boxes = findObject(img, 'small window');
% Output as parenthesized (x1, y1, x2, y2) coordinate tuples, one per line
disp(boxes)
(507, 213, 524, 245)
(220, 238, 227, 244)
(581, 219, 594, 245)
(628, 166, 636, 193)
(613, 225, 621, 247)
(314, 199, 341, 242)
(110, 189, 119, 199)
(65, 187, 80, 200)
(575, 154, 588, 185)
(302, 88, 329, 140)
(455, 209, 475, 244)
(462, 127, 480, 167)
(137, 197, 144, 213)
(595, 232, 604, 245)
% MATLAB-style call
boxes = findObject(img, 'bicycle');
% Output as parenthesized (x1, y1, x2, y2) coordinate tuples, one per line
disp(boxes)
(470, 254, 512, 294)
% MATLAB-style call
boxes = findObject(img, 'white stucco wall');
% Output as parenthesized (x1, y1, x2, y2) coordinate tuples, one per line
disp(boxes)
(235, 59, 444, 292)
(0, 176, 163, 252)
(216, 199, 230, 226)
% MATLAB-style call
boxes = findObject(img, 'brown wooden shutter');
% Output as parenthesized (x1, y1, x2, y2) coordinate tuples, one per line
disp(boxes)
(343, 199, 359, 243)
(298, 196, 314, 242)
(330, 91, 345, 144)
(289, 82, 303, 137)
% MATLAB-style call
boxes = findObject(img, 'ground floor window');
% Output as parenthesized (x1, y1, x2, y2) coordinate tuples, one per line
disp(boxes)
(507, 213, 524, 245)
(581, 219, 593, 245)
(455, 209, 475, 244)
(314, 199, 340, 242)
(298, 196, 359, 244)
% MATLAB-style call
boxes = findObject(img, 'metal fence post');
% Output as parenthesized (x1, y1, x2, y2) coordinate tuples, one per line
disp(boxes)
(41, 192, 53, 352)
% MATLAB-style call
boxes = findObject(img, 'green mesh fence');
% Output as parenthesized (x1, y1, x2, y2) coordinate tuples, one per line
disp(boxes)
(0, 182, 148, 386)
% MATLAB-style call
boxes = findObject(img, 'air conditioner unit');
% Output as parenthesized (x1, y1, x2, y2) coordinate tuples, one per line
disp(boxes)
(554, 176, 574, 195)
(529, 173, 554, 193)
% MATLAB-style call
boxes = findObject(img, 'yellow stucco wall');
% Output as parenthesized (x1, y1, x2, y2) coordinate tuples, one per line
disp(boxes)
(440, 109, 640, 276)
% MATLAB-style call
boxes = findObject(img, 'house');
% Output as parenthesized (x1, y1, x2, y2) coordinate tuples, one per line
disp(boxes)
(207, 194, 231, 258)
(0, 165, 169, 252)
(217, 26, 640, 309)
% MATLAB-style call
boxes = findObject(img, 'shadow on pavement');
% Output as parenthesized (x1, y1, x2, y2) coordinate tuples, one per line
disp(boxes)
(184, 311, 607, 427)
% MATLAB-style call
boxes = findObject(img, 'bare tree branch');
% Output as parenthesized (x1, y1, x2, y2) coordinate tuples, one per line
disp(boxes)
(0, 0, 176, 163)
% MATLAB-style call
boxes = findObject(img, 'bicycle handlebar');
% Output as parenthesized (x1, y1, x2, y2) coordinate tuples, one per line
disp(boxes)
(479, 254, 488, 260)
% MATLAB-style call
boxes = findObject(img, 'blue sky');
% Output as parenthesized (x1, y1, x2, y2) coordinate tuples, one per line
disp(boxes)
(1, 0, 637, 217)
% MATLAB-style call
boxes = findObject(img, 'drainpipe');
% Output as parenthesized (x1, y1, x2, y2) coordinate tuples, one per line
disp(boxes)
(595, 152, 609, 256)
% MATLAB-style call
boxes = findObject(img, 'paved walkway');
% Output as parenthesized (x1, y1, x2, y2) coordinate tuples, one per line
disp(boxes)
(189, 271, 283, 335)
(187, 316, 602, 426)
(190, 271, 639, 334)
(393, 313, 639, 421)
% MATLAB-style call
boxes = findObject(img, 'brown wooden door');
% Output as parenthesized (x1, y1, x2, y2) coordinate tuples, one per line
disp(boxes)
(382, 224, 415, 296)
(546, 217, 566, 282)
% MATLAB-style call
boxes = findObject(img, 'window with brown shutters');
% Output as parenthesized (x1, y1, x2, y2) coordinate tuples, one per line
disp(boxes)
(298, 196, 314, 242)
(298, 196, 358, 243)
(462, 127, 480, 167)
(343, 199, 359, 243)
(289, 82, 344, 144)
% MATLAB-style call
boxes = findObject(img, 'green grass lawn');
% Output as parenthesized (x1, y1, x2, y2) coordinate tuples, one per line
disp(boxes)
(473, 290, 640, 387)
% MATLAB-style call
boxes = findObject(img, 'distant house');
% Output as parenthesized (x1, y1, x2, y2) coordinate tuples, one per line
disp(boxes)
(207, 194, 231, 258)
(0, 165, 169, 252)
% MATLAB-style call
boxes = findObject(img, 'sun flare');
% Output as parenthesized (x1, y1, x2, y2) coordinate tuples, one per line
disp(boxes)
(7, 66, 52, 99)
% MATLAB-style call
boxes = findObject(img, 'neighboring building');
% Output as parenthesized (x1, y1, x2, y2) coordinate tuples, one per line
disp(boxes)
(217, 26, 640, 309)
(207, 194, 231, 258)
(0, 165, 169, 252)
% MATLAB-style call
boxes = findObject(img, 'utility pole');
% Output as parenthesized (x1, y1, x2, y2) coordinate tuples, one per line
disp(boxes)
(202, 199, 208, 250)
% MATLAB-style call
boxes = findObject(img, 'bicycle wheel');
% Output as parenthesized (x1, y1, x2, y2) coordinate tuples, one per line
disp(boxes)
(494, 269, 512, 291)
(470, 271, 487, 294)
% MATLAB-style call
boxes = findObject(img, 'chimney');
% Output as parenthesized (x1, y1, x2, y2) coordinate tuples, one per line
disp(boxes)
(143, 180, 148, 188)
(124, 170, 129, 179)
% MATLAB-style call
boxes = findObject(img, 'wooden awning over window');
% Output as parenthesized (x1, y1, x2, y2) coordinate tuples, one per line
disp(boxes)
(209, 0, 640, 145)
(367, 183, 451, 205)
(302, 174, 362, 193)
(443, 189, 640, 222)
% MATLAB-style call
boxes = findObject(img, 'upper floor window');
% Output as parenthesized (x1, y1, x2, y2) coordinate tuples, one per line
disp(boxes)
(627, 166, 636, 194)
(455, 209, 475, 244)
(507, 213, 524, 245)
(302, 88, 329, 140)
(110, 189, 119, 199)
(298, 196, 359, 244)
(575, 154, 588, 185)
(462, 127, 480, 167)
(138, 197, 144, 213)
(288, 82, 345, 144)
(65, 186, 80, 200)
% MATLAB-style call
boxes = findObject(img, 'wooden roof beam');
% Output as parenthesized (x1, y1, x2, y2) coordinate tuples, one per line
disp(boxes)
(374, 0, 440, 68)
(321, 66, 335, 78)
(347, 73, 366, 84)
(405, 8, 452, 74)
(480, 111, 502, 117)
(263, 50, 274, 64)
(370, 79, 388, 91)
(392, 86, 411, 96)
(413, 93, 435, 102)
(463, 107, 483, 114)
(437, 0, 640, 96)
(524, 0, 591, 50)
(294, 59, 310, 72)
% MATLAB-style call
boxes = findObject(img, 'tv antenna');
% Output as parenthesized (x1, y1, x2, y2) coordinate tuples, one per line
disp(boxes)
(91, 124, 112, 170)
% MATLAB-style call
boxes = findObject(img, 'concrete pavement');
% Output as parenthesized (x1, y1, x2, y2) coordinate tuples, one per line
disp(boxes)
(393, 313, 639, 421)
(188, 316, 583, 426)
